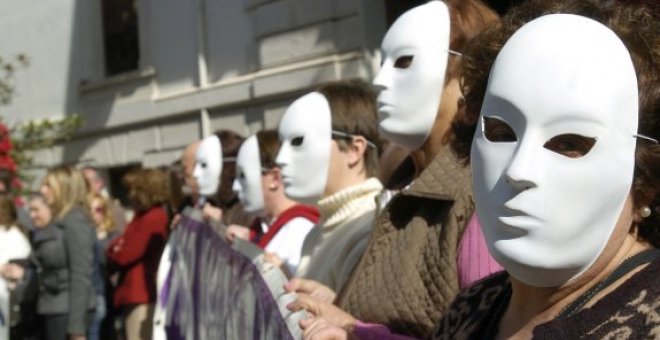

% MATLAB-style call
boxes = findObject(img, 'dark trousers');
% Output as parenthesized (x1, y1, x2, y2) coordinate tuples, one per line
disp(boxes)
(42, 314, 68, 340)
(40, 311, 95, 340)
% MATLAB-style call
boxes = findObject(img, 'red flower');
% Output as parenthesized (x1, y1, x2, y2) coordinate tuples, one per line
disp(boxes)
(0, 155, 17, 172)
(0, 124, 11, 154)
(0, 138, 12, 154)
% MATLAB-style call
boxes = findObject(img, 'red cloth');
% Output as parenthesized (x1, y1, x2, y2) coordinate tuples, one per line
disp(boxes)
(249, 204, 319, 249)
(106, 206, 169, 307)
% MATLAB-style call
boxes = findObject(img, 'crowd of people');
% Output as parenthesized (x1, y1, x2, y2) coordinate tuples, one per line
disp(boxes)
(0, 0, 657, 339)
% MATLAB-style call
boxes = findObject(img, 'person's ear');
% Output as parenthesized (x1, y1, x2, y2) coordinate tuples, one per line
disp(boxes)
(268, 167, 282, 190)
(347, 136, 368, 169)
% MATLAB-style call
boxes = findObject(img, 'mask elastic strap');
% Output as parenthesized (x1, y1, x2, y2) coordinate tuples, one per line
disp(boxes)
(633, 134, 658, 144)
(447, 49, 463, 57)
(331, 130, 378, 150)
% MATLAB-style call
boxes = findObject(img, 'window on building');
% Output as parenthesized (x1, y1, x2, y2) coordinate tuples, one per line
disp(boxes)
(101, 0, 140, 76)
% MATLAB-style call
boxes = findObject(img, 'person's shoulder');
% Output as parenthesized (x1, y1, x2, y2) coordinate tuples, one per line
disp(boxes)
(60, 206, 91, 226)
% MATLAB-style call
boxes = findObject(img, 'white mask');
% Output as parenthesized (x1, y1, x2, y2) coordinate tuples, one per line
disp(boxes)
(276, 92, 332, 203)
(471, 15, 639, 287)
(233, 135, 265, 213)
(193, 135, 223, 197)
(373, 1, 451, 150)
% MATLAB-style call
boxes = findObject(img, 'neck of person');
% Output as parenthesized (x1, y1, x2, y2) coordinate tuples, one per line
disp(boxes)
(323, 170, 368, 198)
(497, 233, 651, 339)
(263, 193, 298, 222)
(410, 126, 452, 177)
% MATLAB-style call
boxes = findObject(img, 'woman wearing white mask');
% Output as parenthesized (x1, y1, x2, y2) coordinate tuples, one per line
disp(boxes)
(276, 79, 384, 293)
(431, 1, 660, 338)
(229, 129, 319, 275)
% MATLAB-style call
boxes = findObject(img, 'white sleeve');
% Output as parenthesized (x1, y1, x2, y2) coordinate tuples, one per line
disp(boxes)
(265, 217, 315, 274)
(0, 228, 31, 264)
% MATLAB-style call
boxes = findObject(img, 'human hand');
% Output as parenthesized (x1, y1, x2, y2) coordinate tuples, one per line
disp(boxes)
(202, 203, 223, 222)
(170, 214, 181, 231)
(301, 317, 349, 340)
(285, 278, 336, 304)
(69, 334, 86, 340)
(263, 252, 284, 268)
(287, 294, 357, 331)
(1, 263, 25, 281)
(111, 237, 125, 253)
(226, 224, 250, 244)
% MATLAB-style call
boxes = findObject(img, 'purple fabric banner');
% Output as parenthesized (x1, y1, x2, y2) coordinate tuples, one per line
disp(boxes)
(162, 210, 295, 340)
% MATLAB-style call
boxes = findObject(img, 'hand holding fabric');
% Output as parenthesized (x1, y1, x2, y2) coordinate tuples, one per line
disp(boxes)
(287, 294, 356, 331)
(300, 317, 350, 340)
(202, 203, 223, 222)
(285, 278, 336, 304)
(226, 224, 250, 244)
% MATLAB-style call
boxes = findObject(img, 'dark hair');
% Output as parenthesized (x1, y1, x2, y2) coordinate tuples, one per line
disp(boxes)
(213, 130, 244, 208)
(451, 0, 660, 246)
(123, 168, 170, 212)
(316, 79, 383, 178)
(0, 194, 17, 228)
(0, 169, 11, 193)
(256, 129, 281, 170)
(444, 0, 500, 81)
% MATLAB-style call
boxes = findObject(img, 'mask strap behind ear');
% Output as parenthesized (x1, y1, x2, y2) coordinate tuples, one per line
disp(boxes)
(331, 130, 378, 150)
(633, 134, 658, 144)
(447, 49, 463, 57)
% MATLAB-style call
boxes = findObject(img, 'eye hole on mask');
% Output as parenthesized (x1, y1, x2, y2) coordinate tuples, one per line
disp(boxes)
(543, 134, 596, 158)
(483, 116, 517, 142)
(291, 136, 304, 147)
(394, 55, 414, 69)
(200, 162, 207, 169)
(237, 171, 245, 180)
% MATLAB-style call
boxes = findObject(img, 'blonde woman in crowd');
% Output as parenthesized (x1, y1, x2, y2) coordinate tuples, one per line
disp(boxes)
(88, 193, 118, 340)
(2, 167, 97, 340)
(0, 194, 31, 340)
(40, 166, 97, 340)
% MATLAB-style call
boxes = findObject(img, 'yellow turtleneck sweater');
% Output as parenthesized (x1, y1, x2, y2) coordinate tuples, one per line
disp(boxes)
(295, 177, 383, 292)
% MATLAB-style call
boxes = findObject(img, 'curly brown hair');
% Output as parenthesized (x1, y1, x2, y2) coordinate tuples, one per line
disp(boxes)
(451, 0, 660, 246)
(123, 168, 170, 213)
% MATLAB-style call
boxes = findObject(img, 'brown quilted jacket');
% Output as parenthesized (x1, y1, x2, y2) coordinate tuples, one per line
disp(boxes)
(336, 146, 474, 338)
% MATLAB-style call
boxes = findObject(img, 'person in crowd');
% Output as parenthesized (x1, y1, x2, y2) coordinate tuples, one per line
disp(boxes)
(2, 166, 96, 340)
(285, 1, 500, 338)
(300, 0, 660, 338)
(152, 139, 201, 340)
(2, 193, 52, 340)
(87, 193, 119, 340)
(434, 1, 660, 338)
(0, 194, 31, 340)
(275, 79, 384, 293)
(27, 193, 52, 230)
(194, 130, 253, 228)
(0, 169, 33, 231)
(228, 129, 319, 274)
(82, 166, 127, 233)
(180, 140, 202, 210)
(106, 168, 170, 340)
